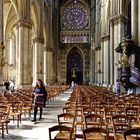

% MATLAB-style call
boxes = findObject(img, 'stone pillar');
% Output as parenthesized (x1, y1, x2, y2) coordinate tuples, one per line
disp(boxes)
(131, 0, 138, 44)
(102, 35, 110, 85)
(0, 0, 3, 42)
(0, 0, 4, 85)
(113, 15, 125, 83)
(110, 20, 114, 85)
(16, 19, 32, 86)
(33, 37, 44, 83)
(90, 44, 95, 84)
(16, 25, 19, 86)
(44, 46, 47, 84)
(138, 0, 140, 45)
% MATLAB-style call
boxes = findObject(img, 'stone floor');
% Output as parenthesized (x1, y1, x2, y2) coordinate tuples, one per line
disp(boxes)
(0, 89, 72, 140)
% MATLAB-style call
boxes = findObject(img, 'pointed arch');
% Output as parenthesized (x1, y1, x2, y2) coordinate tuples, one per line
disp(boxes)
(10, 0, 18, 14)
(66, 47, 84, 84)
(5, 5, 16, 41)
(31, 1, 40, 36)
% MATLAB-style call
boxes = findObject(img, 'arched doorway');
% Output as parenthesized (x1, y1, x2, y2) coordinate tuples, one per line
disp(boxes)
(67, 47, 83, 85)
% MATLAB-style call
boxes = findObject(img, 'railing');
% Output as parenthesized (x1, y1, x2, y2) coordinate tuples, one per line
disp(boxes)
(130, 67, 140, 86)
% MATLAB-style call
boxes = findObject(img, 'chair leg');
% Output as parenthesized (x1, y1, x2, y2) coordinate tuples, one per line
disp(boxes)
(6, 123, 8, 134)
(2, 123, 4, 139)
(17, 115, 19, 127)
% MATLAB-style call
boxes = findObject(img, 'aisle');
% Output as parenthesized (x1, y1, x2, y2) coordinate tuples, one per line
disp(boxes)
(1, 89, 73, 140)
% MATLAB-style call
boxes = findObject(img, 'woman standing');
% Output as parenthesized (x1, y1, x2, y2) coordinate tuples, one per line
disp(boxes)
(31, 79, 46, 122)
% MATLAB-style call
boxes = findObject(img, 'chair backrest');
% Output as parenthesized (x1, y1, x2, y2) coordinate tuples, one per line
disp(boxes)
(83, 127, 109, 140)
(123, 128, 140, 140)
(0, 105, 10, 120)
(125, 107, 139, 126)
(84, 113, 102, 128)
(58, 113, 75, 128)
(104, 107, 117, 127)
(49, 125, 72, 140)
(112, 115, 130, 136)
(63, 106, 75, 115)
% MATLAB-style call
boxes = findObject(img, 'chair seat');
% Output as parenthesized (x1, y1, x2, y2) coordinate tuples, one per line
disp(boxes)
(0, 119, 10, 123)
(55, 131, 70, 139)
(131, 124, 140, 128)
(115, 134, 136, 140)
(85, 132, 106, 140)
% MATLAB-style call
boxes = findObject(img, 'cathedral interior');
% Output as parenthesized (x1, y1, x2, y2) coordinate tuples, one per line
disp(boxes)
(0, 0, 140, 91)
(0, 0, 140, 139)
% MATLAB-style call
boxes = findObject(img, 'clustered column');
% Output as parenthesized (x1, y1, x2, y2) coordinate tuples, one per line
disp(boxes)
(33, 37, 44, 83)
(16, 19, 32, 86)
(131, 0, 138, 44)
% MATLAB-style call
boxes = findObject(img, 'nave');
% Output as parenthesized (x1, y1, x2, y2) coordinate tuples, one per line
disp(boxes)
(0, 89, 72, 140)
(1, 85, 140, 140)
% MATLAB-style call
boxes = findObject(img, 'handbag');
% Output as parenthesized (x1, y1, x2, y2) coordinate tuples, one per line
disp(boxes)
(35, 96, 44, 104)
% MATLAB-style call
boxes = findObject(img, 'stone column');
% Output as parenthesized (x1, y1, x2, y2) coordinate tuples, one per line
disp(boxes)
(16, 19, 32, 86)
(44, 46, 47, 84)
(90, 43, 95, 84)
(138, 0, 140, 45)
(33, 37, 44, 83)
(110, 20, 114, 85)
(113, 15, 125, 83)
(102, 35, 110, 85)
(0, 0, 3, 42)
(16, 25, 19, 86)
(0, 0, 4, 85)
(131, 0, 138, 44)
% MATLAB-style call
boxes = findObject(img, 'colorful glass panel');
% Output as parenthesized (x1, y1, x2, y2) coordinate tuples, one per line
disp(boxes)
(62, 3, 89, 29)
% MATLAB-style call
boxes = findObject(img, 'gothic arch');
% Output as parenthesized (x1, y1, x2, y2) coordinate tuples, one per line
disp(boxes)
(31, 1, 40, 36)
(66, 47, 84, 84)
(5, 5, 16, 42)
(10, 0, 18, 14)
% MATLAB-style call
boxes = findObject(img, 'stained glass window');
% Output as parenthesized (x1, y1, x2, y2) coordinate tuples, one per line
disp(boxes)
(62, 3, 89, 29)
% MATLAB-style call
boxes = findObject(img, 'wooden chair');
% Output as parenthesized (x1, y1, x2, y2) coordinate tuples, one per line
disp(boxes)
(125, 107, 140, 128)
(58, 113, 75, 127)
(112, 114, 130, 140)
(9, 101, 23, 127)
(22, 99, 33, 119)
(83, 127, 109, 140)
(83, 106, 94, 116)
(63, 106, 75, 115)
(104, 107, 117, 128)
(0, 105, 10, 139)
(84, 114, 103, 128)
(49, 125, 73, 140)
(123, 128, 140, 140)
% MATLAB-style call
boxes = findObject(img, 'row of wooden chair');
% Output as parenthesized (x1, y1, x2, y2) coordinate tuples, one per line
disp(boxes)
(0, 85, 68, 139)
(49, 85, 140, 140)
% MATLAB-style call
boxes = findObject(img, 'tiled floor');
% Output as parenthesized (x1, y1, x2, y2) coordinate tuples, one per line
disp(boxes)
(0, 89, 72, 140)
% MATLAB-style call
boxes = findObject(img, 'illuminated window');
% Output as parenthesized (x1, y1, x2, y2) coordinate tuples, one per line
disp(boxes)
(9, 32, 14, 65)
(62, 3, 89, 29)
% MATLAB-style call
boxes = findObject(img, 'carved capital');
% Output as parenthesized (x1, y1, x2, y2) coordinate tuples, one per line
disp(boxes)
(33, 36, 44, 44)
(17, 19, 32, 29)
(101, 34, 110, 41)
(110, 14, 128, 24)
